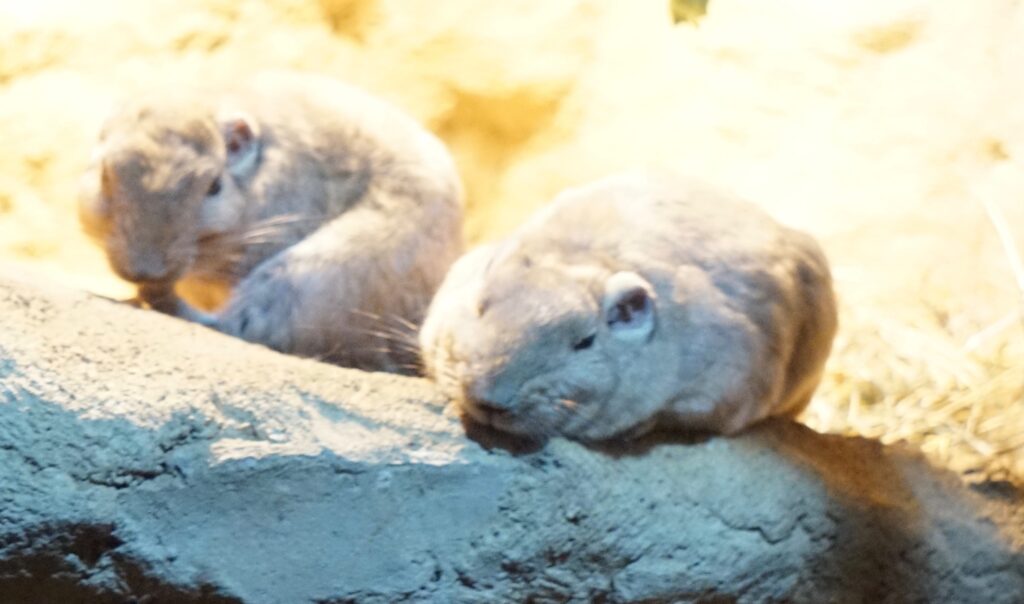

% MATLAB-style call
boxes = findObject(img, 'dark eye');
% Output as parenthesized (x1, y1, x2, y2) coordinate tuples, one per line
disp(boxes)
(573, 333, 596, 351)
(207, 176, 222, 197)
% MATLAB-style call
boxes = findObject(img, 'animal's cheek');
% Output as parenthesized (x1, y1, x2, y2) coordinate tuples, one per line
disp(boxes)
(199, 186, 243, 234)
(432, 356, 463, 398)
(78, 163, 105, 202)
(570, 359, 619, 399)
(78, 193, 115, 241)
(416, 313, 449, 372)
(166, 229, 200, 266)
(84, 217, 114, 244)
(102, 234, 131, 267)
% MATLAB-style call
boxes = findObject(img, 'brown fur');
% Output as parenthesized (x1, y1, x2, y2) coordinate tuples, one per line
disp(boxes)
(420, 172, 837, 440)
(80, 72, 463, 371)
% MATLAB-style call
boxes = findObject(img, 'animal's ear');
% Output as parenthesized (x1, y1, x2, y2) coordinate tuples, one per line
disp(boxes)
(218, 112, 261, 179)
(602, 271, 657, 342)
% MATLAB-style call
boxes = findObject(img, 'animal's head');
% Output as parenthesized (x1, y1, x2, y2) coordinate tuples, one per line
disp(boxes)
(420, 242, 660, 440)
(79, 95, 261, 286)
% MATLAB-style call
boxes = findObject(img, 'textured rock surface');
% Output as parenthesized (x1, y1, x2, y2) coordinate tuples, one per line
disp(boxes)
(1, 270, 1022, 603)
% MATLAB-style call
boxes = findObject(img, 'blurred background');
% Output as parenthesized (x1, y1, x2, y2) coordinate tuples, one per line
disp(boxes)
(0, 0, 1021, 477)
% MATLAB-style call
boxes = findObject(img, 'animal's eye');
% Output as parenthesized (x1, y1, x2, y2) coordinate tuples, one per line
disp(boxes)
(573, 333, 596, 351)
(207, 176, 222, 197)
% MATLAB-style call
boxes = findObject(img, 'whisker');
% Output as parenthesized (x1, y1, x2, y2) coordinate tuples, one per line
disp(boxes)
(348, 308, 394, 323)
(388, 315, 420, 331)
(233, 233, 293, 245)
(294, 322, 417, 349)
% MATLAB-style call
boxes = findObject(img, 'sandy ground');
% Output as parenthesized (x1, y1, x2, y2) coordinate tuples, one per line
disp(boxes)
(0, 0, 1021, 476)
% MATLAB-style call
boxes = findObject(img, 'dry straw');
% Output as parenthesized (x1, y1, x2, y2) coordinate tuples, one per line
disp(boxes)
(806, 197, 1024, 482)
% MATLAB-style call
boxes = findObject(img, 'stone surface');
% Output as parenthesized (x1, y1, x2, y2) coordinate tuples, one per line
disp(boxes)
(1, 270, 1022, 603)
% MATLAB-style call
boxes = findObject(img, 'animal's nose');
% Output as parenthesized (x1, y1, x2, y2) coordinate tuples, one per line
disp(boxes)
(112, 251, 171, 284)
(462, 380, 514, 415)
(116, 264, 170, 284)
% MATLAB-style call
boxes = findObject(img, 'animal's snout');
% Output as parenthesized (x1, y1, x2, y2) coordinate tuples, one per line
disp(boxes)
(472, 398, 513, 416)
(461, 375, 518, 416)
(114, 261, 171, 284)
(110, 245, 175, 284)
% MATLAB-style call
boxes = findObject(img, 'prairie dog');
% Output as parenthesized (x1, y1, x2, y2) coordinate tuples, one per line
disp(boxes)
(420, 172, 837, 440)
(80, 71, 463, 372)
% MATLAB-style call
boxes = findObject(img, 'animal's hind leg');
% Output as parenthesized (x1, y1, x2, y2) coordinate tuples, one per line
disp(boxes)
(213, 255, 301, 354)
(209, 206, 433, 366)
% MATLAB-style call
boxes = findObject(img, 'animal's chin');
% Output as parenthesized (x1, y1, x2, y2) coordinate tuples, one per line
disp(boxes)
(134, 279, 178, 297)
(112, 270, 177, 291)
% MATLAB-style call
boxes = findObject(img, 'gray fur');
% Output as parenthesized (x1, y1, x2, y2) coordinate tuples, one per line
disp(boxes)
(80, 71, 464, 372)
(420, 172, 837, 440)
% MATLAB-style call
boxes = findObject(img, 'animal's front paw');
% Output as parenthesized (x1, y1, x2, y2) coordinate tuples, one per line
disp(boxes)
(136, 285, 215, 326)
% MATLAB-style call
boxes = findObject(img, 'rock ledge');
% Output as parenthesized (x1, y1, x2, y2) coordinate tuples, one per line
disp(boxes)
(0, 270, 1022, 603)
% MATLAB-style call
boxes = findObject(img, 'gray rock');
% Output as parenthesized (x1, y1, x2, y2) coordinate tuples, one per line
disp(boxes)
(0, 268, 1022, 603)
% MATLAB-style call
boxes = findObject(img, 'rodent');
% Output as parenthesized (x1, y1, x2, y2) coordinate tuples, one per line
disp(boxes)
(79, 71, 463, 372)
(419, 171, 838, 440)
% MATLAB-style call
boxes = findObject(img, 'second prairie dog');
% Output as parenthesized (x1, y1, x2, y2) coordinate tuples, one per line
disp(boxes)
(80, 71, 463, 372)
(420, 172, 838, 440)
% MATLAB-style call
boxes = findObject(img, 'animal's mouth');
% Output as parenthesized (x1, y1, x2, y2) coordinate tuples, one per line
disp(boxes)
(460, 393, 581, 438)
(136, 280, 177, 297)
(459, 395, 535, 436)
